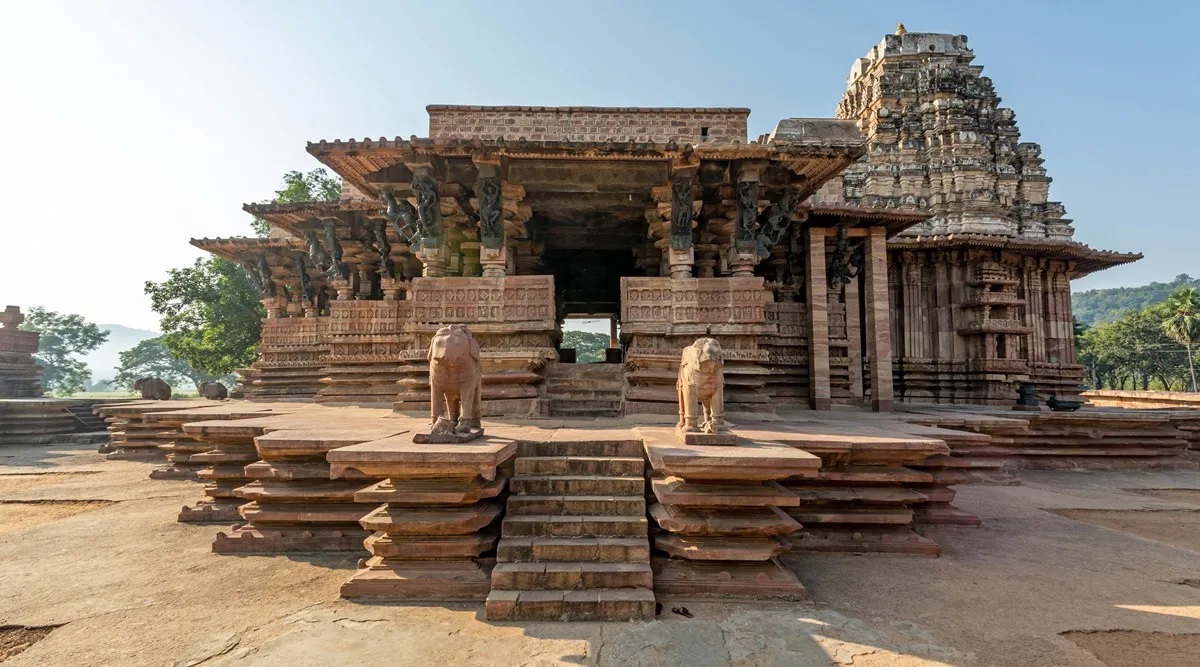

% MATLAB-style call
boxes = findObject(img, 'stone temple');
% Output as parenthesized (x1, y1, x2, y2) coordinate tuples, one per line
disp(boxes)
(195, 28, 1138, 413)
(65, 28, 1189, 622)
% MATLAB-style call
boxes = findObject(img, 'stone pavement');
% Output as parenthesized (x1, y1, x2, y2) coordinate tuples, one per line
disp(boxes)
(2, 440, 1200, 665)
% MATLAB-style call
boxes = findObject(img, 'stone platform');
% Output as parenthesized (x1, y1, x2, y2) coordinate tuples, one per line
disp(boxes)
(86, 399, 1200, 613)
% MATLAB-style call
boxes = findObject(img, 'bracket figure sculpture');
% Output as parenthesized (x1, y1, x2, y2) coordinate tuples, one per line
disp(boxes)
(676, 338, 736, 445)
(416, 324, 484, 443)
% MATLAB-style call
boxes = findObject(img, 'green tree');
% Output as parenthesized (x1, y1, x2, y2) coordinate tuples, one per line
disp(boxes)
(144, 257, 264, 378)
(562, 330, 609, 363)
(109, 337, 227, 391)
(1161, 286, 1200, 391)
(249, 168, 342, 237)
(18, 308, 109, 395)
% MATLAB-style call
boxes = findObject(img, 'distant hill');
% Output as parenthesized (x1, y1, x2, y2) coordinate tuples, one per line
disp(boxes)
(1073, 274, 1200, 325)
(85, 323, 160, 387)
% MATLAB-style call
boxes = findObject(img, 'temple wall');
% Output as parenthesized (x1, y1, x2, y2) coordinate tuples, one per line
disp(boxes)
(888, 248, 1084, 405)
(620, 276, 774, 415)
(427, 106, 749, 144)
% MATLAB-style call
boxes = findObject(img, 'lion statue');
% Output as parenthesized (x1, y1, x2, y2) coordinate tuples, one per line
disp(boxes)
(134, 377, 172, 400)
(199, 381, 228, 400)
(428, 324, 483, 435)
(677, 338, 728, 434)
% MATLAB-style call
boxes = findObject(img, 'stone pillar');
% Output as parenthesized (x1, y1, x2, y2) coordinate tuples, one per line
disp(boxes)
(609, 317, 619, 349)
(864, 227, 894, 412)
(262, 297, 283, 319)
(731, 167, 762, 278)
(806, 227, 831, 410)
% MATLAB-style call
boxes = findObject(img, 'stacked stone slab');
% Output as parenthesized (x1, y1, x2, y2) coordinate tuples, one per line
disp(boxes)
(329, 429, 522, 600)
(243, 317, 328, 400)
(487, 434, 655, 621)
(141, 404, 287, 480)
(179, 417, 268, 522)
(215, 417, 408, 553)
(905, 407, 1199, 471)
(640, 427, 822, 598)
(545, 363, 624, 418)
(96, 401, 212, 460)
(0, 306, 41, 398)
(770, 423, 950, 555)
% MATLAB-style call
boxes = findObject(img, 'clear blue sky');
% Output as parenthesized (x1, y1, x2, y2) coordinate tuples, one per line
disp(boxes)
(2, 0, 1195, 330)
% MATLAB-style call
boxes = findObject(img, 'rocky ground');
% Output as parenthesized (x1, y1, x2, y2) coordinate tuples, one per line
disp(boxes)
(1, 441, 1199, 666)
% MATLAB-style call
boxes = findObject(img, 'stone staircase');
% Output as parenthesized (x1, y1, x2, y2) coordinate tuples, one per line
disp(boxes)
(545, 363, 625, 418)
(484, 439, 656, 621)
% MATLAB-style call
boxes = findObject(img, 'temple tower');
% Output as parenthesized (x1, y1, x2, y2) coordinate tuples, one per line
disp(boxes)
(816, 29, 1137, 404)
(828, 29, 1073, 241)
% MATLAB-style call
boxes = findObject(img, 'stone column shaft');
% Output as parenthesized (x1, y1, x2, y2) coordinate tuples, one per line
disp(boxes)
(864, 227, 894, 411)
(806, 227, 831, 410)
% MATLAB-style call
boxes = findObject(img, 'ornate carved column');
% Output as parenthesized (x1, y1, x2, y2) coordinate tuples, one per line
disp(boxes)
(667, 172, 699, 279)
(475, 161, 506, 277)
(411, 170, 445, 277)
(248, 254, 283, 318)
(730, 165, 763, 278)
(864, 227, 894, 411)
(806, 227, 831, 410)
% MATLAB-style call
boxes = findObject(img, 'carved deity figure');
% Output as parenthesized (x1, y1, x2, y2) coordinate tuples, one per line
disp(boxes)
(427, 325, 482, 435)
(476, 177, 504, 249)
(321, 220, 348, 282)
(755, 193, 797, 258)
(677, 338, 728, 434)
(293, 252, 314, 303)
(134, 377, 172, 400)
(305, 230, 331, 274)
(669, 178, 694, 250)
(735, 180, 759, 242)
(372, 219, 395, 279)
(199, 381, 228, 400)
(412, 176, 442, 241)
(827, 224, 862, 287)
(244, 254, 276, 298)
(382, 190, 420, 244)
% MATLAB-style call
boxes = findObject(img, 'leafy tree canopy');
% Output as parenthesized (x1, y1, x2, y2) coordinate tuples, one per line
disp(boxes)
(249, 168, 342, 237)
(1073, 274, 1200, 326)
(1160, 286, 1200, 391)
(109, 336, 229, 391)
(144, 257, 263, 378)
(562, 330, 609, 363)
(1075, 291, 1196, 392)
(18, 308, 109, 395)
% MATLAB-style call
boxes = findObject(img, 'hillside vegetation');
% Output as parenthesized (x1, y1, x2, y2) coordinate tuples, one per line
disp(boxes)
(1073, 274, 1200, 325)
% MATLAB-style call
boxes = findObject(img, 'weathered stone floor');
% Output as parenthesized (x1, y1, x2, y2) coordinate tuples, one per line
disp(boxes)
(2, 435, 1200, 666)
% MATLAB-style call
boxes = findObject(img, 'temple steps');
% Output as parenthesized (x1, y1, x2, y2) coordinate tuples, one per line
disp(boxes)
(486, 442, 655, 621)
(545, 363, 625, 418)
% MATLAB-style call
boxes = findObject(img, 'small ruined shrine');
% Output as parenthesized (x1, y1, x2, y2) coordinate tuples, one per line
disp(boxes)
(192, 28, 1139, 414)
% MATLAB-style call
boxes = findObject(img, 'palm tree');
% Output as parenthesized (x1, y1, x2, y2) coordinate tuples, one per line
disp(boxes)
(1161, 287, 1200, 391)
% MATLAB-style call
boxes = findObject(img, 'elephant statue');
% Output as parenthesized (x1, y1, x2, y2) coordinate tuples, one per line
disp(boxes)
(676, 338, 728, 434)
(134, 377, 172, 400)
(199, 381, 228, 400)
(428, 324, 482, 435)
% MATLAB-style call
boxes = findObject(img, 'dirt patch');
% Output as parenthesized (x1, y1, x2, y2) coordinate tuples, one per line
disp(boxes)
(0, 500, 116, 536)
(1178, 579, 1200, 589)
(1052, 509, 1200, 553)
(0, 471, 99, 494)
(1127, 489, 1200, 505)
(1062, 630, 1200, 667)
(0, 625, 59, 661)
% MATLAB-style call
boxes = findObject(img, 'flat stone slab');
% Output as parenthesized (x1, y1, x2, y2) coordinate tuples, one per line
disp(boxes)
(414, 428, 484, 444)
(677, 428, 738, 446)
(651, 477, 801, 508)
(639, 428, 821, 481)
(213, 526, 368, 553)
(254, 425, 411, 459)
(786, 527, 941, 556)
(359, 502, 503, 535)
(340, 558, 492, 600)
(354, 476, 508, 505)
(364, 532, 498, 559)
(328, 430, 529, 481)
(650, 503, 801, 537)
(652, 558, 806, 600)
(654, 533, 786, 561)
